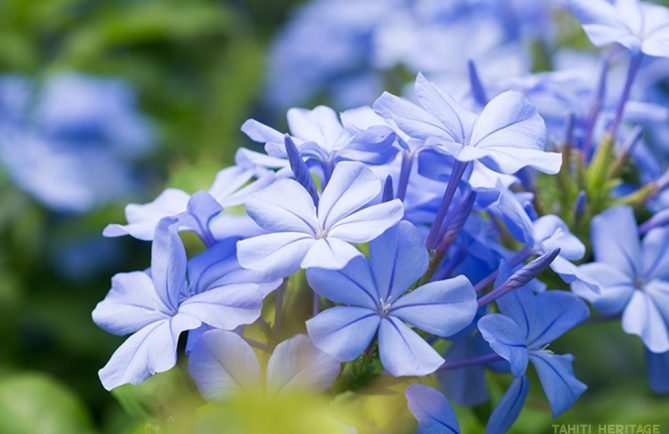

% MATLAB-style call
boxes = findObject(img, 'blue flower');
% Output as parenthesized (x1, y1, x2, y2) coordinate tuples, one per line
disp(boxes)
(306, 221, 477, 376)
(92, 218, 281, 390)
(0, 73, 154, 213)
(237, 161, 404, 276)
(189, 331, 340, 400)
(405, 384, 460, 434)
(104, 165, 273, 242)
(374, 73, 561, 175)
(478, 286, 589, 431)
(242, 105, 397, 179)
(572, 206, 669, 353)
(570, 0, 669, 58)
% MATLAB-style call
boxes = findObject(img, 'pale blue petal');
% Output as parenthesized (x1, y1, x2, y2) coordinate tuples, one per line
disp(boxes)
(301, 237, 363, 270)
(179, 283, 264, 330)
(373, 92, 449, 142)
(391, 275, 477, 337)
(327, 199, 404, 243)
(591, 206, 642, 279)
(266, 334, 340, 393)
(306, 256, 379, 309)
(188, 329, 261, 401)
(530, 351, 587, 418)
(99, 314, 200, 390)
(486, 376, 529, 434)
(533, 215, 585, 260)
(642, 227, 669, 281)
(306, 306, 379, 362)
(103, 188, 190, 241)
(414, 72, 476, 144)
(92, 271, 170, 336)
(526, 290, 589, 349)
(237, 232, 315, 276)
(571, 263, 635, 314)
(245, 179, 317, 234)
(477, 314, 529, 377)
(623, 289, 669, 353)
(151, 218, 187, 311)
(470, 91, 559, 174)
(370, 221, 429, 303)
(569, 0, 640, 50)
(241, 118, 284, 154)
(318, 162, 381, 231)
(378, 317, 444, 377)
(405, 384, 460, 434)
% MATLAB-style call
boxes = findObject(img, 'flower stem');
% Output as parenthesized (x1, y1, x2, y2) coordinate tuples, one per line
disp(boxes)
(436, 352, 502, 372)
(396, 151, 414, 201)
(474, 246, 533, 293)
(609, 51, 643, 138)
(426, 160, 468, 250)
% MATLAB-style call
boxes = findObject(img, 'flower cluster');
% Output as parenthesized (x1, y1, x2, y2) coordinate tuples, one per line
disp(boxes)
(95, 0, 669, 432)
(0, 73, 153, 213)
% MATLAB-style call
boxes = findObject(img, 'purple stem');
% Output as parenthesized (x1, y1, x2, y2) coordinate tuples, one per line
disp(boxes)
(581, 56, 610, 160)
(609, 51, 644, 139)
(396, 151, 414, 201)
(436, 352, 502, 372)
(426, 160, 469, 250)
(474, 246, 534, 293)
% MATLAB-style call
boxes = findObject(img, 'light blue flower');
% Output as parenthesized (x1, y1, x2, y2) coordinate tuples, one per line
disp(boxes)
(188, 331, 340, 400)
(572, 205, 669, 353)
(478, 285, 589, 432)
(570, 0, 669, 58)
(93, 218, 281, 390)
(237, 161, 404, 276)
(306, 221, 477, 376)
(374, 73, 561, 175)
(405, 384, 460, 434)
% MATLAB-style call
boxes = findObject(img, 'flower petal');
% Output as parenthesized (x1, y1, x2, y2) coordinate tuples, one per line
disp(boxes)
(591, 206, 642, 279)
(391, 275, 477, 337)
(378, 317, 444, 377)
(623, 289, 669, 353)
(151, 218, 187, 311)
(486, 376, 529, 434)
(245, 179, 317, 234)
(306, 256, 379, 309)
(266, 334, 340, 393)
(179, 283, 265, 330)
(99, 314, 200, 391)
(306, 306, 379, 362)
(188, 329, 261, 401)
(318, 162, 381, 230)
(327, 199, 404, 243)
(530, 350, 587, 418)
(370, 221, 429, 303)
(405, 384, 460, 434)
(93, 271, 170, 336)
(301, 237, 363, 270)
(237, 232, 315, 277)
(477, 314, 529, 377)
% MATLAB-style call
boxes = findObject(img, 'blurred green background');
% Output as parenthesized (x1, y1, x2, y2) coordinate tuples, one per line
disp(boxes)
(0, 1, 667, 433)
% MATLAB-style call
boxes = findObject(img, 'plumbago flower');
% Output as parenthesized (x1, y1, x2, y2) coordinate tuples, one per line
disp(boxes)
(242, 105, 398, 179)
(306, 221, 478, 376)
(478, 284, 589, 433)
(374, 73, 562, 175)
(570, 0, 669, 58)
(188, 331, 340, 400)
(104, 164, 273, 242)
(92, 218, 281, 390)
(237, 161, 404, 276)
(572, 206, 669, 353)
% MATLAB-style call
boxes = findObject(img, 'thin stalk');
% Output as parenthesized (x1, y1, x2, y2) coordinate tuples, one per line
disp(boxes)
(426, 160, 468, 250)
(474, 246, 534, 293)
(609, 52, 644, 138)
(396, 151, 414, 201)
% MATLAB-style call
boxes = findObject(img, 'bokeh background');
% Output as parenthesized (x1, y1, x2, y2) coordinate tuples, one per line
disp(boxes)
(0, 1, 667, 433)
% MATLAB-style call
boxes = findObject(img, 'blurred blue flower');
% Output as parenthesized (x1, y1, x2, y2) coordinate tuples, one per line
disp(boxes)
(189, 331, 340, 400)
(0, 73, 154, 213)
(405, 384, 460, 434)
(573, 206, 669, 353)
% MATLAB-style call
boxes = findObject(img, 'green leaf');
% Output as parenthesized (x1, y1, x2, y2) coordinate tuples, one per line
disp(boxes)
(0, 372, 96, 434)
